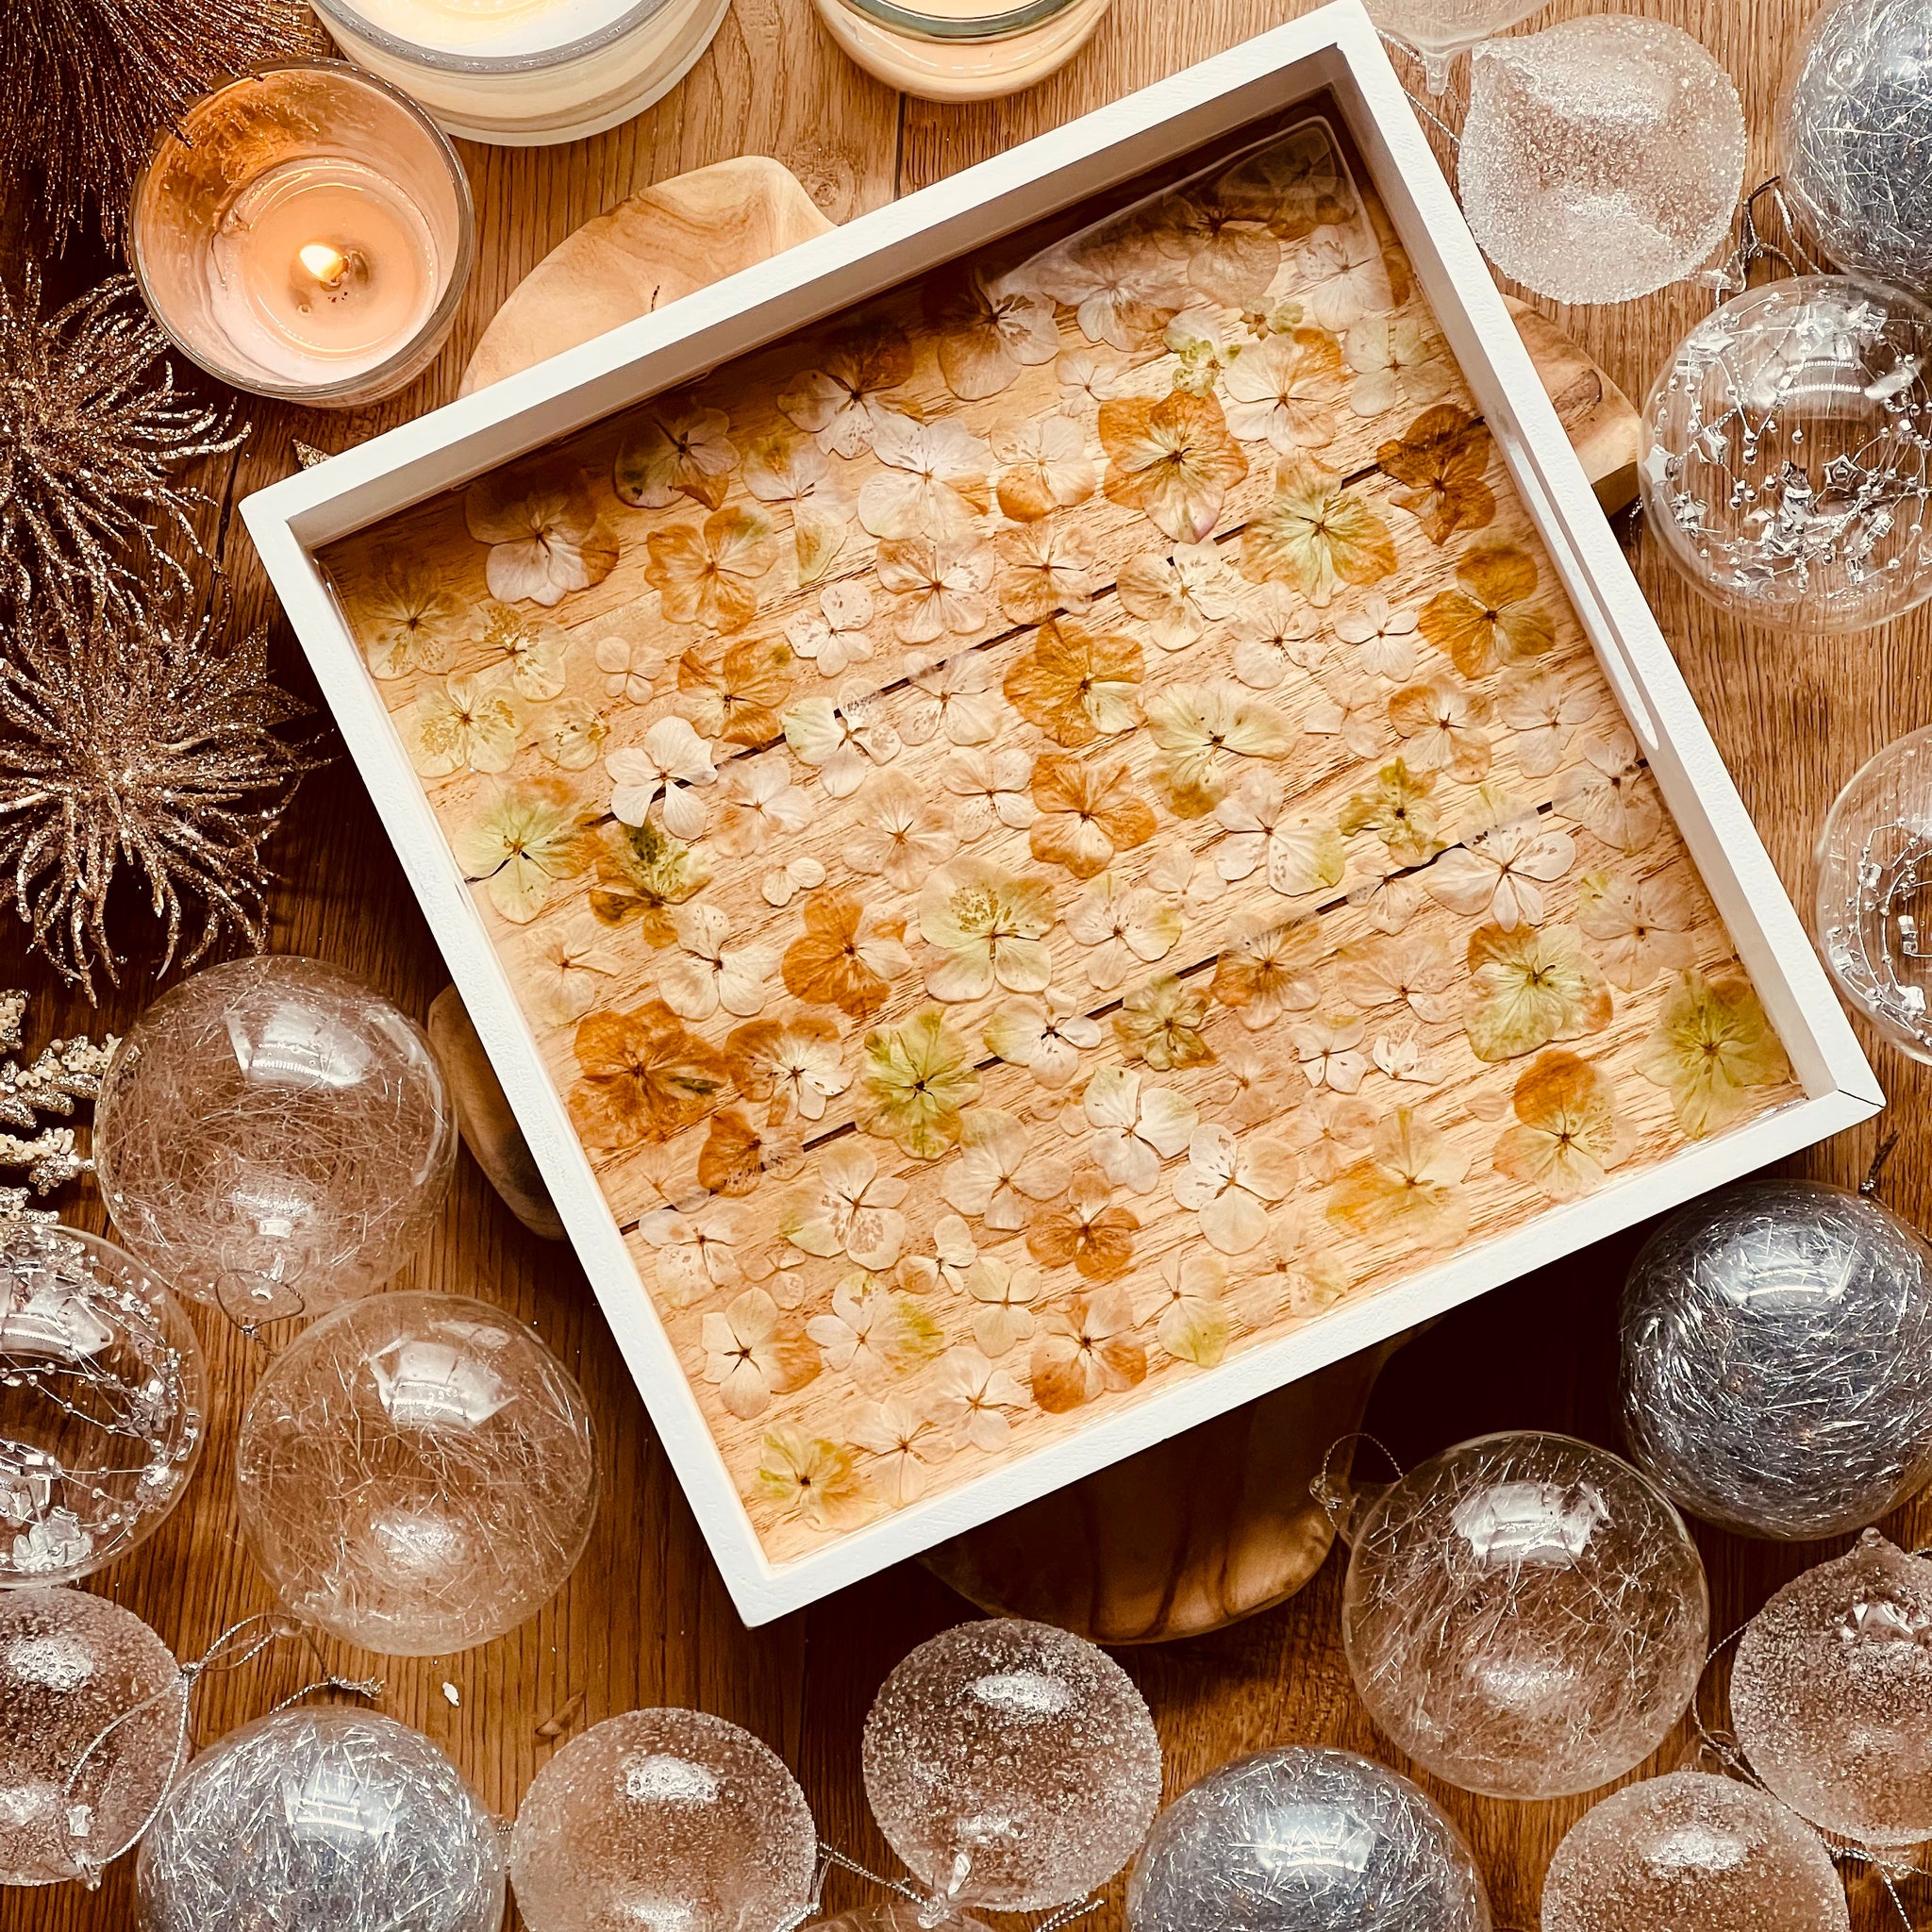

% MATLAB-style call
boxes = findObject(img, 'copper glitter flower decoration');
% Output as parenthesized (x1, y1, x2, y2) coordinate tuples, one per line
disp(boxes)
(0, 596, 322, 995)
(0, 0, 323, 243)
(0, 273, 245, 622)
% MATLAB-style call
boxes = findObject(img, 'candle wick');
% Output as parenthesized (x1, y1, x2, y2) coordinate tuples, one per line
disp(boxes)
(297, 242, 354, 291)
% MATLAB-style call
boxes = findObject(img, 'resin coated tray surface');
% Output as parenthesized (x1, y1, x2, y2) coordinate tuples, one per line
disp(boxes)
(320, 114, 1802, 1569)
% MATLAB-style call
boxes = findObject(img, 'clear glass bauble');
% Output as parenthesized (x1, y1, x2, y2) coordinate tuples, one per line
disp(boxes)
(1540, 1770, 1850, 1932)
(1621, 1179, 1932, 1539)
(93, 956, 457, 1325)
(135, 1707, 505, 1931)
(0, 1223, 205, 1585)
(235, 1291, 599, 1655)
(1814, 724, 1932, 1058)
(860, 1617, 1162, 1912)
(1340, 1431, 1708, 1799)
(0, 1586, 185, 1887)
(1126, 1746, 1491, 1932)
(1640, 275, 1932, 632)
(508, 1707, 816, 1932)
(1457, 16, 1745, 305)
(1359, 0, 1541, 93)
(1730, 1530, 1932, 1846)
(1779, 0, 1932, 291)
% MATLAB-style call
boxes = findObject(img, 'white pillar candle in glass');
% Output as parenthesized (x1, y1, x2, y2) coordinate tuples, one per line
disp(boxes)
(130, 63, 475, 409)
(309, 0, 735, 146)
(810, 0, 1111, 100)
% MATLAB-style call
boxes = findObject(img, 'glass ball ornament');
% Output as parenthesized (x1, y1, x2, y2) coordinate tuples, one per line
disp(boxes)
(1814, 724, 1932, 1059)
(0, 1222, 205, 1584)
(1457, 16, 1746, 305)
(1360, 0, 1542, 95)
(1540, 1770, 1849, 1932)
(0, 1586, 186, 1887)
(861, 1617, 1162, 1911)
(1639, 275, 1932, 633)
(1780, 0, 1932, 291)
(135, 1706, 505, 1932)
(1340, 1431, 1708, 1800)
(1126, 1747, 1491, 1932)
(235, 1291, 599, 1655)
(1620, 1179, 1932, 1540)
(508, 1707, 817, 1932)
(92, 955, 458, 1325)
(1730, 1529, 1932, 1846)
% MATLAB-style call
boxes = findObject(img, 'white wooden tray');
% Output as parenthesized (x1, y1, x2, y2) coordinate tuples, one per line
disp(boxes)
(244, 0, 1882, 1625)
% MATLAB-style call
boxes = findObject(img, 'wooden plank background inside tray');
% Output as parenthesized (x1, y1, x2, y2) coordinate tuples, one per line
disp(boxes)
(320, 110, 1803, 1567)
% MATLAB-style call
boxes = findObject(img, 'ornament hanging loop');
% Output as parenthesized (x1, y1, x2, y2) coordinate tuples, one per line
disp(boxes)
(1311, 1430, 1404, 1546)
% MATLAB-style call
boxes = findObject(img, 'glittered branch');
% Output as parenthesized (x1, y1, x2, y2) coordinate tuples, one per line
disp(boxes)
(0, 0, 325, 245)
(0, 598, 324, 997)
(0, 271, 247, 626)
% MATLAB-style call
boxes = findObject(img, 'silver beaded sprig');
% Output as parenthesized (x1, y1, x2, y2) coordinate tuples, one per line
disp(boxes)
(0, 989, 117, 1224)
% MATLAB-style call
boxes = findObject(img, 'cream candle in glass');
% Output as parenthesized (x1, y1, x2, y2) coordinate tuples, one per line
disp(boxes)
(309, 0, 734, 145)
(810, 0, 1111, 100)
(129, 64, 474, 409)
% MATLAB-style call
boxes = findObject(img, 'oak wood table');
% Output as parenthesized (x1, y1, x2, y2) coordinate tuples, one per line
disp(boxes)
(4, 3, 1924, 1927)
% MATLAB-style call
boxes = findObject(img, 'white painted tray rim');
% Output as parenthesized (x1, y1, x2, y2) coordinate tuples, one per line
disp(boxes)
(244, 0, 1883, 1624)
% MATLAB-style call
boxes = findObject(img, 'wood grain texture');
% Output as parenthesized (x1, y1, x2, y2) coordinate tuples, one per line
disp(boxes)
(1, 4, 1924, 1930)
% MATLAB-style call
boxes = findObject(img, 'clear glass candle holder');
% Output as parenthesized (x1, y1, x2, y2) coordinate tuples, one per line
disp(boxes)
(811, 0, 1112, 102)
(310, 0, 735, 145)
(128, 62, 475, 409)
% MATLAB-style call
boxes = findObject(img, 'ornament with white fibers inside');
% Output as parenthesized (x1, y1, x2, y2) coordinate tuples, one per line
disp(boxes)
(508, 1707, 816, 1932)
(1127, 1746, 1491, 1932)
(0, 1587, 185, 1887)
(92, 955, 457, 1326)
(1729, 1530, 1932, 1846)
(1539, 1770, 1849, 1932)
(1620, 1180, 1932, 1540)
(135, 1707, 504, 1931)
(1780, 0, 1932, 291)
(235, 1291, 599, 1656)
(1340, 1431, 1708, 1799)
(862, 1618, 1161, 1911)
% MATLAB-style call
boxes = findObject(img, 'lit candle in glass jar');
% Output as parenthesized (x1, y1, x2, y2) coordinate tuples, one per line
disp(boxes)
(310, 0, 734, 146)
(129, 64, 474, 408)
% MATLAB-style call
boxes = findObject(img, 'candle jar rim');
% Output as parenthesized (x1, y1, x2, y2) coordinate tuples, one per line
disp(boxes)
(822, 0, 1090, 41)
(309, 0, 688, 73)
(128, 58, 476, 408)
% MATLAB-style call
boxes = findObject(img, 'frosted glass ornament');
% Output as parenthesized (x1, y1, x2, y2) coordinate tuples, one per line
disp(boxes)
(1815, 725, 1932, 1057)
(0, 1223, 205, 1585)
(1621, 1180, 1932, 1540)
(93, 956, 458, 1325)
(508, 1707, 816, 1932)
(810, 1908, 991, 1932)
(1640, 277, 1932, 633)
(1780, 0, 1932, 291)
(1340, 1431, 1708, 1799)
(0, 1586, 186, 1887)
(135, 1707, 504, 1932)
(1127, 1747, 1491, 1932)
(236, 1291, 599, 1655)
(1457, 17, 1746, 305)
(861, 1618, 1162, 1911)
(1541, 1771, 1847, 1932)
(1730, 1530, 1932, 1846)
(1360, 0, 1541, 95)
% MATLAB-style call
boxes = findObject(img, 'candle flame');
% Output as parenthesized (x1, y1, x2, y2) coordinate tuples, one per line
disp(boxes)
(297, 242, 349, 288)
